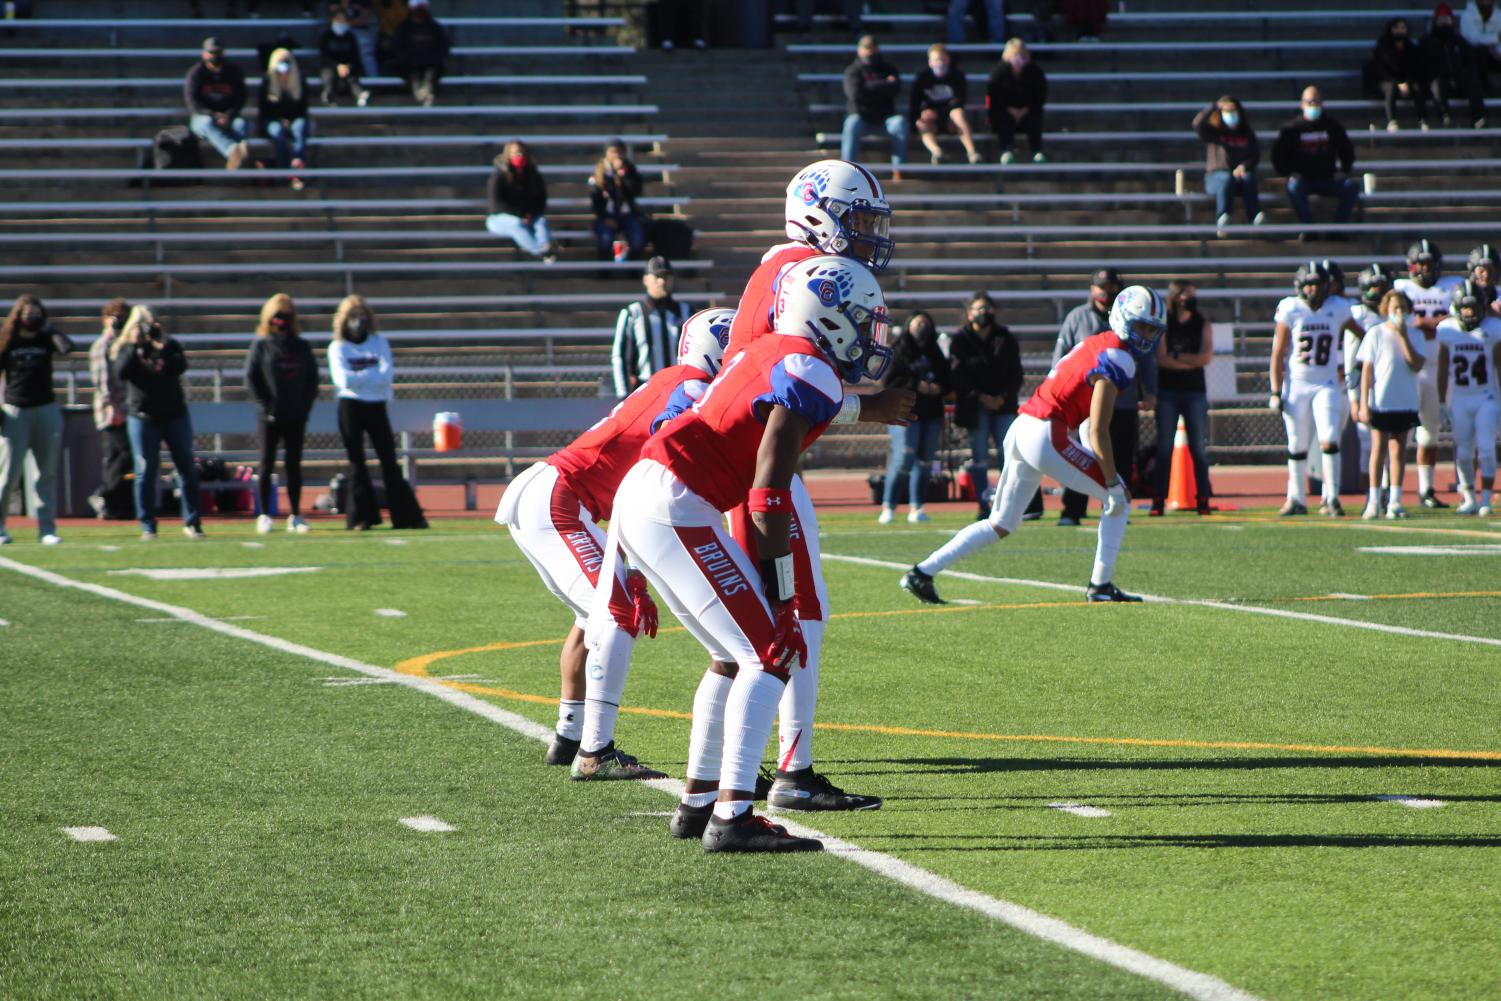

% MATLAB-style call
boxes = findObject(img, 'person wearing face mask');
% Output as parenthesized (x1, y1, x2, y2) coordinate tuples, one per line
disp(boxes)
(986, 38, 1048, 164)
(1194, 96, 1263, 235)
(319, 10, 372, 107)
(391, 0, 449, 108)
(1051, 269, 1155, 525)
(947, 292, 1023, 519)
(245, 294, 319, 535)
(328, 295, 427, 531)
(841, 36, 907, 178)
(1460, 0, 1501, 78)
(258, 47, 311, 190)
(1150, 281, 1214, 516)
(878, 312, 952, 524)
(486, 140, 556, 263)
(1371, 18, 1432, 131)
(0, 295, 73, 546)
(184, 37, 249, 170)
(88, 298, 135, 521)
(910, 43, 982, 165)
(1422, 3, 1487, 129)
(1356, 291, 1427, 519)
(1271, 85, 1358, 236)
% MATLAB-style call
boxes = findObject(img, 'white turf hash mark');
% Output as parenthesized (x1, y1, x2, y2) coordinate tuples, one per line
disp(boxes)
(1048, 802, 1113, 818)
(1359, 544, 1501, 556)
(242, 541, 265, 549)
(384, 539, 408, 546)
(0, 554, 1266, 1001)
(374, 608, 407, 618)
(62, 826, 116, 842)
(98, 545, 120, 552)
(0, 617, 9, 627)
(1375, 796, 1446, 809)
(400, 815, 455, 833)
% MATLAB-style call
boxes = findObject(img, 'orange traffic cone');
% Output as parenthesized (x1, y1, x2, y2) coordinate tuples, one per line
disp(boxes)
(1166, 416, 1197, 511)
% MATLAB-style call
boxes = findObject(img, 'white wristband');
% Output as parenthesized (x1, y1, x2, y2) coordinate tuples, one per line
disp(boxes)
(831, 393, 861, 425)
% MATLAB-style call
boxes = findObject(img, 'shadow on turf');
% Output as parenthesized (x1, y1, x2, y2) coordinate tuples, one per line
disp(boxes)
(838, 755, 1501, 775)
(856, 833, 1501, 851)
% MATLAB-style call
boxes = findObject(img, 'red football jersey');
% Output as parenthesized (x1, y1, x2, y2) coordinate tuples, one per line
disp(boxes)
(640, 335, 843, 512)
(547, 363, 708, 522)
(1019, 330, 1137, 430)
(725, 242, 819, 359)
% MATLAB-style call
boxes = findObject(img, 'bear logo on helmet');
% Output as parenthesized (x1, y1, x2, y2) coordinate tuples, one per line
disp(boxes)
(813, 278, 839, 305)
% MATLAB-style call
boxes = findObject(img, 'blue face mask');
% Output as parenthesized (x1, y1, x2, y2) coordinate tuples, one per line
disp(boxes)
(332, 22, 350, 35)
(1222, 110, 1239, 128)
(1303, 104, 1323, 122)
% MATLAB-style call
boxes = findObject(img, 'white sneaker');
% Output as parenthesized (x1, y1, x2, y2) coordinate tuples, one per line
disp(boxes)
(287, 515, 310, 534)
(141, 529, 157, 542)
(907, 507, 931, 523)
(1386, 119, 1400, 132)
(1032, 151, 1048, 163)
(184, 524, 206, 541)
(1252, 211, 1267, 225)
(1480, 504, 1494, 517)
(877, 506, 894, 525)
(1457, 497, 1480, 515)
(1386, 504, 1409, 519)
(0, 529, 11, 545)
(256, 514, 273, 535)
(1361, 503, 1380, 520)
(40, 534, 62, 545)
(1216, 212, 1230, 238)
(999, 150, 1015, 165)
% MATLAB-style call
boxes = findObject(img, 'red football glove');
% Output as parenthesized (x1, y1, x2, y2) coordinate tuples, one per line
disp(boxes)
(764, 598, 807, 674)
(625, 571, 658, 639)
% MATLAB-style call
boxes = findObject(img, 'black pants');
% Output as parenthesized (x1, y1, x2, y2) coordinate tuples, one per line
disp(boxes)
(337, 398, 426, 530)
(1061, 408, 1140, 520)
(258, 415, 305, 516)
(320, 65, 365, 100)
(1379, 79, 1432, 123)
(92, 424, 135, 518)
(990, 106, 1043, 154)
(1434, 71, 1486, 124)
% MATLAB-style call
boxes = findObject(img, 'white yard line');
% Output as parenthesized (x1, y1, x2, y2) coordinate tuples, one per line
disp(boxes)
(374, 608, 407, 618)
(0, 617, 9, 627)
(399, 815, 455, 833)
(1374, 795, 1446, 809)
(62, 826, 116, 842)
(1048, 802, 1114, 818)
(0, 553, 1262, 1001)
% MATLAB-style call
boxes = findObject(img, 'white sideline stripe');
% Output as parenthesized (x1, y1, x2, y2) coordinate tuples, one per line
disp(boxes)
(1049, 802, 1113, 818)
(948, 598, 983, 606)
(135, 614, 264, 623)
(62, 826, 116, 842)
(1359, 544, 1501, 556)
(822, 553, 1501, 650)
(108, 566, 321, 580)
(384, 539, 409, 546)
(399, 815, 455, 833)
(1328, 593, 1373, 601)
(1375, 795, 1446, 809)
(375, 608, 407, 618)
(0, 553, 1262, 1001)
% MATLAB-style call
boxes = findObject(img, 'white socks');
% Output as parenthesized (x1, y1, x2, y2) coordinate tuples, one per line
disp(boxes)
(580, 627, 636, 754)
(918, 519, 999, 577)
(1418, 464, 1434, 495)
(1287, 457, 1308, 503)
(556, 699, 584, 741)
(685, 670, 733, 785)
(1320, 452, 1340, 502)
(777, 619, 823, 772)
(718, 669, 785, 804)
(1091, 503, 1129, 585)
(1390, 483, 1404, 508)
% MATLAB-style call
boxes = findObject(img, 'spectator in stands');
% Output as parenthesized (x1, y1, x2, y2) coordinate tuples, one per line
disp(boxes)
(246, 294, 319, 535)
(391, 0, 448, 108)
(1461, 0, 1501, 78)
(341, 0, 381, 78)
(319, 8, 372, 107)
(651, 0, 711, 49)
(911, 44, 983, 165)
(1151, 280, 1214, 516)
(879, 312, 951, 525)
(486, 140, 557, 263)
(1371, 18, 1433, 131)
(947, 292, 1023, 520)
(589, 140, 646, 262)
(948, 0, 1007, 44)
(793, 0, 862, 33)
(185, 37, 250, 171)
(1357, 289, 1427, 519)
(88, 298, 135, 521)
(1194, 96, 1264, 234)
(375, 0, 410, 68)
(328, 295, 427, 530)
(0, 295, 71, 546)
(841, 35, 907, 179)
(259, 47, 311, 191)
(1062, 0, 1107, 42)
(1423, 4, 1487, 129)
(1271, 86, 1358, 238)
(1052, 269, 1155, 525)
(111, 306, 204, 541)
(611, 256, 691, 397)
(986, 38, 1047, 164)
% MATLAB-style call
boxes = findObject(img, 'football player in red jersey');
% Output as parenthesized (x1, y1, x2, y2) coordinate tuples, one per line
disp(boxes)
(610, 256, 891, 853)
(494, 309, 732, 780)
(902, 286, 1168, 605)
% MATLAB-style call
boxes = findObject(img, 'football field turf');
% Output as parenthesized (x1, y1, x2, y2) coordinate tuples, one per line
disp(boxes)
(3, 509, 1499, 1000)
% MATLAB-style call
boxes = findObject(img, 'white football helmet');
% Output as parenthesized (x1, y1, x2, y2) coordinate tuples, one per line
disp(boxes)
(676, 307, 734, 376)
(774, 255, 891, 382)
(784, 159, 894, 273)
(1109, 285, 1167, 358)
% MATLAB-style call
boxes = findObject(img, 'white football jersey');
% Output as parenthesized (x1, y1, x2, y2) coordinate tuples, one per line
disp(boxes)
(1275, 295, 1346, 386)
(1395, 275, 1462, 386)
(1436, 315, 1501, 401)
(1344, 303, 1383, 393)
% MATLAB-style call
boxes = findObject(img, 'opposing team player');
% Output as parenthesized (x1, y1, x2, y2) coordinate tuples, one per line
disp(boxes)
(1270, 261, 1364, 516)
(493, 308, 733, 780)
(610, 256, 891, 852)
(1437, 281, 1501, 515)
(1394, 239, 1463, 507)
(901, 286, 1166, 605)
(1467, 244, 1501, 316)
(1346, 264, 1394, 478)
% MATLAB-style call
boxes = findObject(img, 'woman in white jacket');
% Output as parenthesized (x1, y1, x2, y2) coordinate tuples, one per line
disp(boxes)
(328, 295, 426, 530)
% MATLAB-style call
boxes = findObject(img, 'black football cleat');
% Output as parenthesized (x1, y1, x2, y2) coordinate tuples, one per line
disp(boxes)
(1086, 581, 1144, 603)
(768, 767, 883, 811)
(1420, 490, 1449, 509)
(702, 809, 823, 853)
(570, 743, 668, 781)
(544, 733, 580, 766)
(754, 766, 775, 801)
(669, 801, 712, 840)
(900, 566, 945, 605)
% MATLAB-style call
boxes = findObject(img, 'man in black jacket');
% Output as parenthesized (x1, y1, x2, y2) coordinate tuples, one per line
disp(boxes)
(1270, 85, 1359, 234)
(948, 292, 1024, 517)
(840, 35, 908, 177)
(184, 37, 249, 169)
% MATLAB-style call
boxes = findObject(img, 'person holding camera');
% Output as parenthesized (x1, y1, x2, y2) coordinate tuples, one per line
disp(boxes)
(88, 298, 135, 520)
(245, 293, 319, 535)
(111, 305, 204, 541)
(879, 312, 951, 524)
(0, 294, 73, 545)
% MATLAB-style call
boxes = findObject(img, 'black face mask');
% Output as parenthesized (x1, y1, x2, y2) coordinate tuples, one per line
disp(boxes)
(346, 316, 369, 342)
(970, 309, 994, 326)
(20, 308, 43, 330)
(1179, 297, 1198, 313)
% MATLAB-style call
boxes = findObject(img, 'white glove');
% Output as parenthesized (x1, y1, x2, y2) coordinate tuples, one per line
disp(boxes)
(1268, 394, 1283, 414)
(1102, 478, 1129, 518)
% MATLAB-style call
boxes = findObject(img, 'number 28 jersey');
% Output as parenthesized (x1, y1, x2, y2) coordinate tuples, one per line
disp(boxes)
(1275, 296, 1345, 387)
(1436, 315, 1501, 401)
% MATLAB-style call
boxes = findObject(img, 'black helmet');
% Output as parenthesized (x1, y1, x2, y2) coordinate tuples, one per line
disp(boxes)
(1467, 243, 1500, 282)
(1320, 258, 1346, 291)
(1294, 260, 1330, 304)
(1407, 239, 1442, 285)
(1451, 279, 1493, 330)
(1357, 262, 1394, 304)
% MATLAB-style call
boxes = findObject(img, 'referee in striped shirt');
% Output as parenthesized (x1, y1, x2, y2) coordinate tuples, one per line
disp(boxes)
(611, 256, 692, 398)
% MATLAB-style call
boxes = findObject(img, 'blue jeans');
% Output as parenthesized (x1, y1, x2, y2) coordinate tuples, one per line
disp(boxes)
(593, 213, 646, 260)
(883, 417, 943, 508)
(1152, 388, 1212, 503)
(840, 113, 908, 166)
(1204, 168, 1260, 222)
(188, 112, 249, 159)
(265, 117, 308, 169)
(127, 413, 201, 532)
(486, 213, 554, 257)
(1286, 175, 1359, 225)
(948, 0, 1006, 42)
(968, 409, 1014, 487)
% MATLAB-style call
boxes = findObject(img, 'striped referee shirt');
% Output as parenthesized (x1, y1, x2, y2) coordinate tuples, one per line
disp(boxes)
(611, 295, 691, 398)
